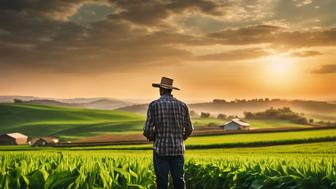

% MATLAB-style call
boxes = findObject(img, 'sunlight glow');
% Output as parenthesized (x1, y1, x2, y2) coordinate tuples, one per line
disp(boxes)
(261, 54, 298, 89)
(266, 54, 294, 75)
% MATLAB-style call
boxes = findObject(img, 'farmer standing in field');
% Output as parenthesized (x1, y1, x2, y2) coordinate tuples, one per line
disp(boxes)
(143, 77, 194, 189)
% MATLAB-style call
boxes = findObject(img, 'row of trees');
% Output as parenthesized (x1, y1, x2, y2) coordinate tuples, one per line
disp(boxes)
(213, 98, 283, 103)
(243, 107, 309, 124)
(191, 107, 336, 127)
(190, 110, 238, 120)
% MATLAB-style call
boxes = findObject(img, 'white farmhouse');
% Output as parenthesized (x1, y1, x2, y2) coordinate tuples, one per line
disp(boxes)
(219, 118, 250, 131)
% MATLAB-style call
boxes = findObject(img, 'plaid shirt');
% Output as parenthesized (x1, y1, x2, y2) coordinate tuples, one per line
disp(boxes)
(143, 94, 193, 156)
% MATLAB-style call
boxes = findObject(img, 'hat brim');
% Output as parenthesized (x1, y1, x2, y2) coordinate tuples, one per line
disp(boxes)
(152, 83, 180, 90)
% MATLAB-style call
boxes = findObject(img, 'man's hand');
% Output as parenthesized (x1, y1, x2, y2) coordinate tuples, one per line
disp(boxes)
(143, 132, 155, 141)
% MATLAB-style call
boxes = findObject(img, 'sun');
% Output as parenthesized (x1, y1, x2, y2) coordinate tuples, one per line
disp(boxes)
(260, 54, 298, 88)
(265, 54, 294, 75)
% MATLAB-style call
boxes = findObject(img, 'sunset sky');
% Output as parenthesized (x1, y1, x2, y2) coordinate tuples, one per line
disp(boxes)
(0, 0, 335, 101)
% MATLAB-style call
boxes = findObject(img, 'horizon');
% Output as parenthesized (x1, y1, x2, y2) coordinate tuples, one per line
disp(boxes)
(1, 0, 336, 100)
(1, 94, 335, 103)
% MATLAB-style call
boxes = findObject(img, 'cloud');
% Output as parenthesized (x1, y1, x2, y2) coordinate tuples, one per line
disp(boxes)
(290, 50, 323, 57)
(208, 24, 283, 45)
(108, 0, 230, 26)
(311, 64, 336, 74)
(0, 0, 335, 74)
(208, 25, 336, 48)
(196, 48, 270, 61)
(0, 0, 90, 21)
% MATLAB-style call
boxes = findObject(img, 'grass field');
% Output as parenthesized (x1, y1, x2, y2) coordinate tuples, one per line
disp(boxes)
(1, 103, 336, 188)
(186, 128, 336, 146)
(2, 128, 336, 152)
(0, 103, 145, 140)
(192, 117, 311, 129)
(0, 103, 313, 141)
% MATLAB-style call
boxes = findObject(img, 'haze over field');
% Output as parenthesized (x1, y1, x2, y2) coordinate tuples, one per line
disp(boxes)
(0, 0, 335, 101)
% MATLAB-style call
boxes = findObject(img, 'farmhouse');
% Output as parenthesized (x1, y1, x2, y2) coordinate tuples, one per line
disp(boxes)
(0, 132, 28, 145)
(219, 118, 250, 131)
(31, 137, 59, 147)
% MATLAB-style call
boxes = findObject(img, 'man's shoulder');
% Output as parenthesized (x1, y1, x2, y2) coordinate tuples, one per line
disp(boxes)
(149, 97, 187, 107)
(148, 99, 161, 109)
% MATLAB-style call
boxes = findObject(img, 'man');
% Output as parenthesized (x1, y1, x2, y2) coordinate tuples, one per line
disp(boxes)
(143, 77, 193, 189)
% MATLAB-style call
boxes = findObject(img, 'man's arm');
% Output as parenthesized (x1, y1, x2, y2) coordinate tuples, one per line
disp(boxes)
(183, 104, 193, 140)
(143, 104, 155, 141)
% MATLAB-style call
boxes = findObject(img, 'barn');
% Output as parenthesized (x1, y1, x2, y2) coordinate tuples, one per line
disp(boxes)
(0, 132, 28, 145)
(219, 119, 250, 131)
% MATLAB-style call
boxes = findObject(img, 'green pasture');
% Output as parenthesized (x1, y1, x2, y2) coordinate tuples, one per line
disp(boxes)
(192, 117, 225, 126)
(193, 117, 311, 128)
(1, 128, 336, 151)
(0, 103, 329, 141)
(0, 103, 145, 140)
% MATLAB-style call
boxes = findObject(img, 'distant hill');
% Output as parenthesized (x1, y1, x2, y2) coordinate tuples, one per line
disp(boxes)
(2, 96, 134, 110)
(0, 103, 145, 140)
(0, 95, 42, 103)
(77, 99, 133, 109)
(21, 99, 75, 107)
(117, 99, 336, 121)
(116, 104, 148, 113)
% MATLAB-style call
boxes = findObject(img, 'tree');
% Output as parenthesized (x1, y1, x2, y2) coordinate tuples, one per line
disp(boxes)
(217, 113, 227, 120)
(243, 112, 254, 119)
(227, 115, 236, 120)
(200, 112, 210, 118)
(189, 110, 199, 118)
(309, 118, 314, 124)
(13, 99, 23, 103)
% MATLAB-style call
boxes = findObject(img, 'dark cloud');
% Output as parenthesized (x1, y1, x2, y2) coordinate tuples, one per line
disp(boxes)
(274, 28, 336, 48)
(108, 0, 229, 26)
(0, 0, 89, 20)
(0, 0, 335, 74)
(311, 64, 336, 74)
(197, 48, 270, 61)
(208, 24, 282, 45)
(208, 25, 336, 48)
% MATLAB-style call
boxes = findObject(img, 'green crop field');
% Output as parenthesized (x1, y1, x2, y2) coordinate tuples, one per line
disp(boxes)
(186, 128, 336, 146)
(0, 142, 336, 189)
(59, 128, 336, 150)
(1, 103, 336, 188)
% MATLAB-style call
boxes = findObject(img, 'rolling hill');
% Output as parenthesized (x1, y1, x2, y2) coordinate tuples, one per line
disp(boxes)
(0, 103, 145, 140)
(0, 103, 317, 142)
(4, 97, 134, 110)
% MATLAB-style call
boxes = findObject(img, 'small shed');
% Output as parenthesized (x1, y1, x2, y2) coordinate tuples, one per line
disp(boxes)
(0, 132, 28, 145)
(32, 137, 59, 147)
(219, 119, 250, 131)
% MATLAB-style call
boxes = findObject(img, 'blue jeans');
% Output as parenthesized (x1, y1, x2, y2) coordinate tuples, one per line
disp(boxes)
(153, 151, 186, 189)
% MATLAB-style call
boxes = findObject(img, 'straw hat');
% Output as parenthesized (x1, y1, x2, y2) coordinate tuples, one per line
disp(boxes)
(152, 77, 180, 90)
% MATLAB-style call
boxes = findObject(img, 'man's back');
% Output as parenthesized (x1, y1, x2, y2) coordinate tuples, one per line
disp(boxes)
(144, 94, 193, 155)
(144, 77, 193, 189)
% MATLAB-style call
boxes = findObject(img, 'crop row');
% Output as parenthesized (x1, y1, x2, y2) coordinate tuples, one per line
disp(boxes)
(0, 152, 335, 189)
